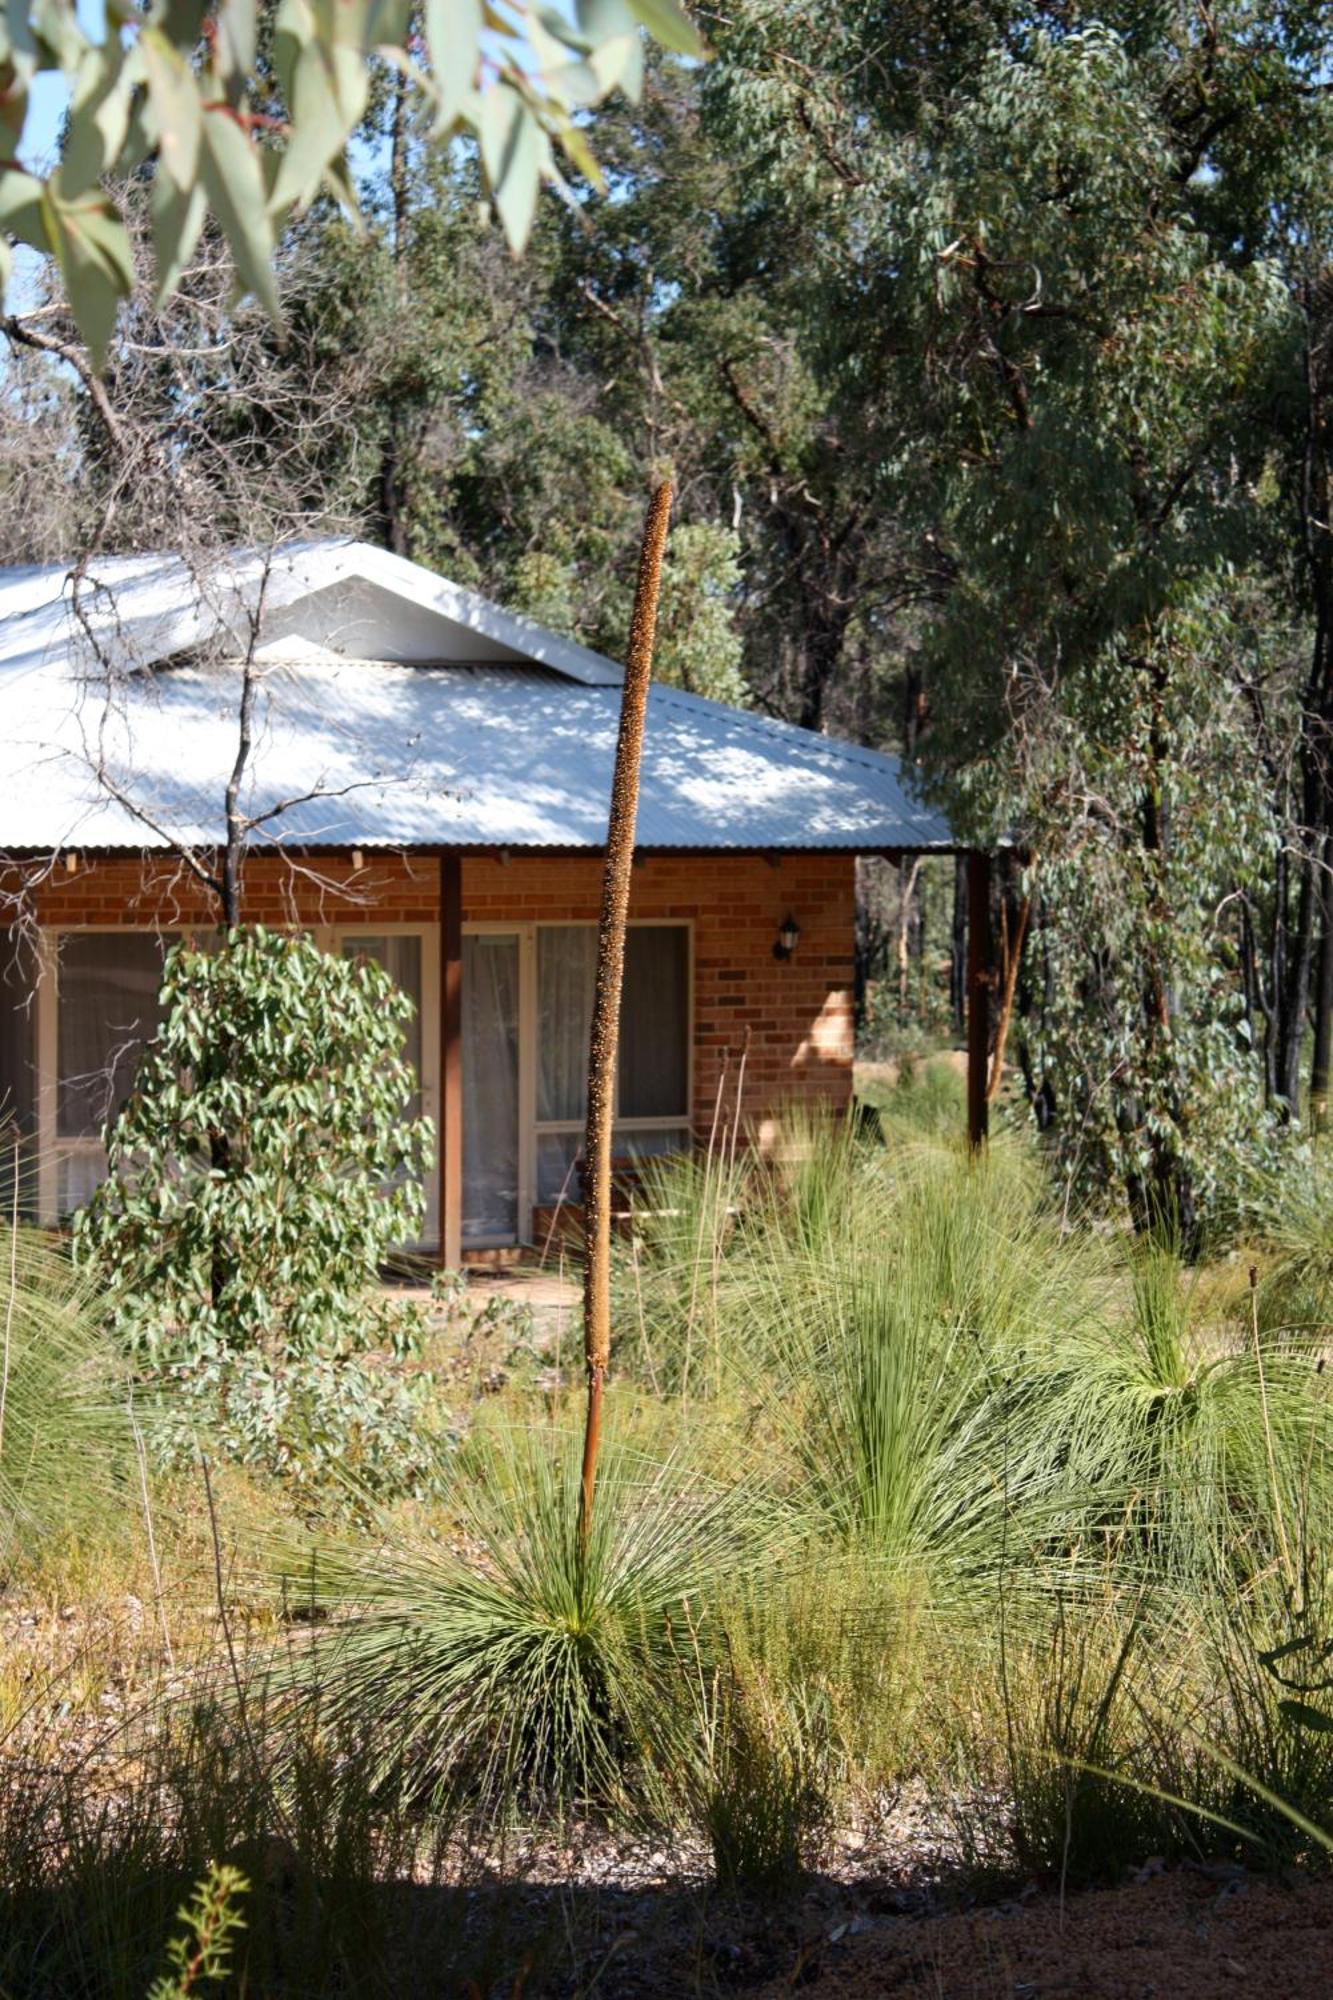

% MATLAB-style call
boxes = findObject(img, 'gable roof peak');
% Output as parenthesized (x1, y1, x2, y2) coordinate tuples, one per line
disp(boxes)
(0, 537, 624, 689)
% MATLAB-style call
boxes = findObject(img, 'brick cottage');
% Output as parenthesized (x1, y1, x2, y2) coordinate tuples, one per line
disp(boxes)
(0, 541, 982, 1262)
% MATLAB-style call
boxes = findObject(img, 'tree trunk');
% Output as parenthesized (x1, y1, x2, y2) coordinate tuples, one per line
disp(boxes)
(986, 879, 1031, 1104)
(1132, 651, 1197, 1248)
(375, 61, 412, 557)
(1277, 261, 1333, 1118)
(1312, 839, 1333, 1131)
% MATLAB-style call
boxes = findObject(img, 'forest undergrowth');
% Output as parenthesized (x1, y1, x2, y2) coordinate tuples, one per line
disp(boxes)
(3, 1063, 1333, 1996)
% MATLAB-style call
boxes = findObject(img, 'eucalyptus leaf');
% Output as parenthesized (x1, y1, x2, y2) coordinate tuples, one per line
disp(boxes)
(140, 27, 203, 192)
(625, 0, 701, 57)
(150, 168, 206, 306)
(423, 0, 481, 133)
(479, 80, 543, 252)
(199, 102, 281, 321)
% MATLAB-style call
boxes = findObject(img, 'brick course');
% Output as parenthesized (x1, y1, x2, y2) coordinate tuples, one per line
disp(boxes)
(9, 848, 855, 1139)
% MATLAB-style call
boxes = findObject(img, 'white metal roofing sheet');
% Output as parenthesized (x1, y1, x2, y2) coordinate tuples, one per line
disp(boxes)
(0, 546, 955, 855)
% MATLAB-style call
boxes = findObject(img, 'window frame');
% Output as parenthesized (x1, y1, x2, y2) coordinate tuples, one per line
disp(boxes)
(35, 922, 441, 1242)
(461, 917, 694, 1247)
(33, 915, 691, 1251)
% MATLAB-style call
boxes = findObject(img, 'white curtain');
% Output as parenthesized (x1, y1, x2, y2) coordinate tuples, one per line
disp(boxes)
(341, 935, 422, 1119)
(537, 926, 596, 1122)
(535, 927, 688, 1125)
(57, 932, 165, 1140)
(462, 933, 520, 1242)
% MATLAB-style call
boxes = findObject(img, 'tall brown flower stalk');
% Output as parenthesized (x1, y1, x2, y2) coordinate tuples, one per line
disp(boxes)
(578, 480, 674, 1554)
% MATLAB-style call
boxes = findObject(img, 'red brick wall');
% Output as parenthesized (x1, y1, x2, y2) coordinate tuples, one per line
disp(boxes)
(10, 848, 856, 1137)
(463, 853, 855, 1138)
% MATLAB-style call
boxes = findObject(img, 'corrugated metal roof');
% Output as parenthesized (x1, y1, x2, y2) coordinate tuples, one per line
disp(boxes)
(0, 541, 625, 686)
(0, 547, 955, 856)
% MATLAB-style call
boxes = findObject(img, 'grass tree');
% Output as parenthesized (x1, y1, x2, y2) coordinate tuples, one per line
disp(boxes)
(0, 1219, 127, 1565)
(579, 478, 673, 1548)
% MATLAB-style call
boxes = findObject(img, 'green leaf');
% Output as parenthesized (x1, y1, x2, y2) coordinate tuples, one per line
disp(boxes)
(478, 79, 542, 253)
(141, 27, 202, 191)
(271, 0, 312, 109)
(216, 0, 258, 84)
(0, 165, 49, 251)
(423, 0, 480, 132)
(58, 42, 134, 197)
(46, 184, 132, 368)
(588, 27, 641, 101)
(151, 167, 206, 306)
(199, 101, 280, 321)
(27, 0, 87, 68)
(625, 0, 702, 58)
(270, 24, 368, 214)
(573, 0, 637, 39)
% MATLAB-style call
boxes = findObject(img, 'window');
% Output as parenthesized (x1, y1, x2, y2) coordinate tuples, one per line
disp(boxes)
(339, 934, 424, 1122)
(533, 924, 690, 1205)
(0, 929, 38, 1218)
(462, 932, 521, 1243)
(38, 925, 439, 1240)
(57, 932, 166, 1140)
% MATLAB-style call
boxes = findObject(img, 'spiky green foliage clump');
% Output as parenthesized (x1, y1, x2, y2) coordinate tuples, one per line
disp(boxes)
(281, 1425, 760, 1825)
(0, 1223, 127, 1567)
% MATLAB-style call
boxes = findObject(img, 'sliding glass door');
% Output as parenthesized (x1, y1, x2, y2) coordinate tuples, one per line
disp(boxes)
(462, 932, 522, 1247)
(462, 921, 692, 1248)
(338, 932, 436, 1246)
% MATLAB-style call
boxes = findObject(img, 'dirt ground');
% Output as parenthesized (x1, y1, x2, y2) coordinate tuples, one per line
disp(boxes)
(740, 1868, 1333, 1999)
(493, 1861, 1333, 1999)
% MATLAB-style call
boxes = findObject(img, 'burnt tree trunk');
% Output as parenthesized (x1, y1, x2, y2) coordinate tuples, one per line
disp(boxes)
(1312, 839, 1333, 1129)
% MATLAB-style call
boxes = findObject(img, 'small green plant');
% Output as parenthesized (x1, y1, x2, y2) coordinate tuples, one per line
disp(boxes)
(0, 1220, 127, 1564)
(689, 1662, 832, 1897)
(75, 928, 438, 1494)
(145, 1863, 249, 2000)
(1001, 1599, 1188, 1887)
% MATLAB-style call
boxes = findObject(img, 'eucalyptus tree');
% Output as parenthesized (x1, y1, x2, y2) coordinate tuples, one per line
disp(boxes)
(704, 0, 1332, 1230)
(0, 2, 701, 363)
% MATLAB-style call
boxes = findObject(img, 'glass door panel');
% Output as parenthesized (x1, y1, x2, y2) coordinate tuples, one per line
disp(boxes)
(341, 934, 433, 1242)
(462, 932, 521, 1245)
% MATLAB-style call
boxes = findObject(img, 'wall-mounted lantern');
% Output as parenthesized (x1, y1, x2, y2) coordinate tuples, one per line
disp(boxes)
(773, 913, 801, 962)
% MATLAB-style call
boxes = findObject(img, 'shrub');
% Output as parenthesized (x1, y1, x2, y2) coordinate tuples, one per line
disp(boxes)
(0, 1222, 127, 1565)
(685, 1648, 833, 1897)
(280, 1422, 759, 1825)
(75, 928, 437, 1494)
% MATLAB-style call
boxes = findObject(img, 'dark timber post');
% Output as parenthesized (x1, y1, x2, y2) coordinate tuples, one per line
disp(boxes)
(439, 851, 463, 1270)
(966, 849, 992, 1151)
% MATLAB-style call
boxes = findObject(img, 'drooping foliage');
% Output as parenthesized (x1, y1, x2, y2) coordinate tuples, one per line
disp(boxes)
(75, 928, 437, 1491)
(0, 1222, 127, 1563)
